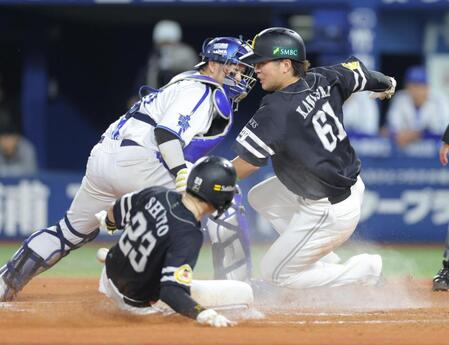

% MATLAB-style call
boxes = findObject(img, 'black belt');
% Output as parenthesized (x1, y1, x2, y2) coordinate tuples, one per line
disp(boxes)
(120, 139, 140, 147)
(123, 295, 150, 308)
(328, 189, 351, 205)
(98, 136, 140, 147)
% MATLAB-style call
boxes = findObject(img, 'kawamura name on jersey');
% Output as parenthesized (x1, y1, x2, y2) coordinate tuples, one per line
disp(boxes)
(296, 85, 331, 119)
(233, 57, 393, 200)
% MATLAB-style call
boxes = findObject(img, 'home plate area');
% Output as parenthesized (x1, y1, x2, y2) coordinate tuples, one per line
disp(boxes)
(1, 277, 449, 345)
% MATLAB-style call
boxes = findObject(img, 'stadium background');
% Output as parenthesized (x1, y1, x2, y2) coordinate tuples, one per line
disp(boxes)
(1, 0, 449, 279)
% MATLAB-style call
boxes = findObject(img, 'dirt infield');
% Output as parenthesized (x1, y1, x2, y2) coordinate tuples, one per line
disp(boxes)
(1, 277, 449, 345)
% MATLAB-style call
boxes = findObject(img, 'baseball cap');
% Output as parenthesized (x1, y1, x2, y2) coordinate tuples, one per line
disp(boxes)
(404, 65, 427, 84)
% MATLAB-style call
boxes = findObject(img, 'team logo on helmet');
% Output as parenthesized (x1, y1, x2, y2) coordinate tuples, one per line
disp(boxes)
(272, 47, 299, 57)
(213, 184, 235, 192)
(192, 177, 203, 192)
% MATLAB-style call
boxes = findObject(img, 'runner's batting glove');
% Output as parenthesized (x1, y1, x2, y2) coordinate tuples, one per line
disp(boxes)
(95, 210, 117, 235)
(196, 309, 236, 328)
(175, 168, 189, 193)
(370, 77, 397, 100)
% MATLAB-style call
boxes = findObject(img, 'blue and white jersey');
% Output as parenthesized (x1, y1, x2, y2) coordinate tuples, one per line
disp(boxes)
(183, 112, 233, 163)
(102, 71, 233, 164)
(102, 72, 217, 152)
(387, 89, 449, 135)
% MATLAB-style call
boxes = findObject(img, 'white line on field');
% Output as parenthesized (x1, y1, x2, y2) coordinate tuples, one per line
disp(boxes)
(256, 319, 449, 325)
(0, 301, 81, 312)
(2, 301, 80, 305)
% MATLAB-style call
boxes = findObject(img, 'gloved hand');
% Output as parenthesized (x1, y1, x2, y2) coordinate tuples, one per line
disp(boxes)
(175, 168, 189, 193)
(95, 210, 117, 235)
(196, 309, 236, 328)
(370, 77, 396, 100)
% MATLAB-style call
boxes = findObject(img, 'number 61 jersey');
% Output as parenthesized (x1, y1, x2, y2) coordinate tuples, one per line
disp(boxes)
(233, 57, 393, 200)
(105, 186, 202, 306)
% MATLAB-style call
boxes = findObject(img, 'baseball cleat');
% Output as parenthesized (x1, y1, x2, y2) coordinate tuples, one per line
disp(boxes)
(0, 271, 16, 302)
(0, 276, 7, 301)
(432, 261, 449, 291)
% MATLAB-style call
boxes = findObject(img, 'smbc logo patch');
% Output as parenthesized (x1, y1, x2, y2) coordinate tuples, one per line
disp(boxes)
(273, 47, 298, 57)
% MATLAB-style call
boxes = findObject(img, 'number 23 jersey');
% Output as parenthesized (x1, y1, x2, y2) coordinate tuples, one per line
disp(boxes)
(105, 186, 202, 305)
(233, 57, 391, 200)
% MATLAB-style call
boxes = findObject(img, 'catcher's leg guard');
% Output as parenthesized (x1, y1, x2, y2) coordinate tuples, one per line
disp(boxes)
(0, 214, 99, 301)
(207, 192, 252, 281)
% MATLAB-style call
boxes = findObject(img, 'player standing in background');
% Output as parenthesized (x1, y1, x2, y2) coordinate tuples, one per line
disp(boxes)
(432, 124, 449, 291)
(97, 156, 251, 327)
(0, 36, 255, 301)
(232, 27, 396, 289)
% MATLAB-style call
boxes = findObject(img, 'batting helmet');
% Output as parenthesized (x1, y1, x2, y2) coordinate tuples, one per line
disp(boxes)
(187, 156, 237, 217)
(241, 27, 306, 64)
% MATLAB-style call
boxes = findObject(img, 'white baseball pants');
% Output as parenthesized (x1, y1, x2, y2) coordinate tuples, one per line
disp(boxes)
(29, 137, 175, 257)
(248, 176, 382, 289)
(99, 267, 254, 315)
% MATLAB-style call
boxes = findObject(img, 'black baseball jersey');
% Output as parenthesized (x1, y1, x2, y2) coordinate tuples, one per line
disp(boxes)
(233, 57, 392, 200)
(105, 186, 202, 306)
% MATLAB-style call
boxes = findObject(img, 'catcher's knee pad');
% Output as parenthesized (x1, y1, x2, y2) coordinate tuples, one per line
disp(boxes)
(207, 192, 252, 281)
(27, 214, 100, 259)
(1, 214, 99, 300)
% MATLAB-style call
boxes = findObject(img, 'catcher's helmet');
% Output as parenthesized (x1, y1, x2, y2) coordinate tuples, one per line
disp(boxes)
(196, 37, 256, 105)
(187, 156, 237, 217)
(196, 37, 246, 66)
(241, 27, 306, 65)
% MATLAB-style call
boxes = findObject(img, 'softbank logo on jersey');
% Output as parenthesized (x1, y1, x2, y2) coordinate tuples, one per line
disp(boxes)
(273, 47, 298, 57)
(296, 85, 331, 119)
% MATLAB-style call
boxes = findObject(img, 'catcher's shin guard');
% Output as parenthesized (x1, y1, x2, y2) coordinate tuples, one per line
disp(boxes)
(207, 191, 252, 281)
(0, 245, 50, 301)
(0, 216, 99, 301)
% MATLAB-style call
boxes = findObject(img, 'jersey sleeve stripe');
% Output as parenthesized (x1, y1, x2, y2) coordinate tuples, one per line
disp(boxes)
(119, 197, 127, 227)
(356, 65, 367, 90)
(160, 276, 176, 282)
(245, 128, 275, 155)
(162, 266, 178, 274)
(352, 70, 360, 91)
(190, 84, 210, 114)
(352, 66, 367, 92)
(123, 195, 132, 225)
(118, 191, 136, 227)
(245, 136, 273, 157)
(236, 136, 266, 159)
